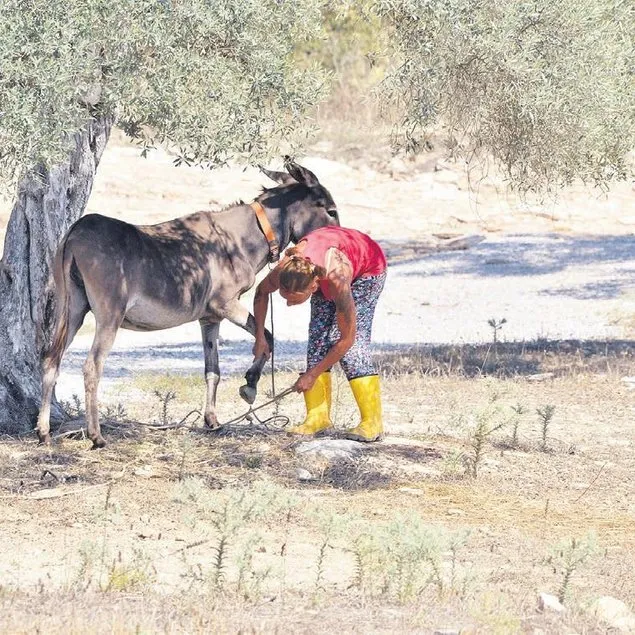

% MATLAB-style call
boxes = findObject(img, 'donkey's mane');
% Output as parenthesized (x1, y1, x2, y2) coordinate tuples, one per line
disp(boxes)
(211, 199, 246, 213)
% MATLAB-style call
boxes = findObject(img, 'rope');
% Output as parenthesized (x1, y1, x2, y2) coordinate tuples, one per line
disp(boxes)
(218, 386, 294, 428)
(269, 288, 276, 397)
(110, 385, 295, 435)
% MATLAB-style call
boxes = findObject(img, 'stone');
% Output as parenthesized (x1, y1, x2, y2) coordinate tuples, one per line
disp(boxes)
(526, 372, 555, 382)
(295, 467, 315, 482)
(588, 596, 635, 632)
(294, 439, 366, 461)
(538, 592, 565, 613)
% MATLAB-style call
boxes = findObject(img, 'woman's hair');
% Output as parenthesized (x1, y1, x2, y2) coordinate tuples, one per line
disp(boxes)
(279, 247, 326, 293)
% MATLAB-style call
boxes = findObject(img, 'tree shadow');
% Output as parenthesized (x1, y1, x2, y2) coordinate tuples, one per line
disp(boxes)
(382, 233, 635, 301)
(373, 338, 635, 378)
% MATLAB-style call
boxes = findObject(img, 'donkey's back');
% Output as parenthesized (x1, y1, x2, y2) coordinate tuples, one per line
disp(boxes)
(65, 210, 246, 331)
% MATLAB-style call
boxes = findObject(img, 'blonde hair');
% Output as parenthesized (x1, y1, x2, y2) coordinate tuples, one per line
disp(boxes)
(279, 248, 327, 293)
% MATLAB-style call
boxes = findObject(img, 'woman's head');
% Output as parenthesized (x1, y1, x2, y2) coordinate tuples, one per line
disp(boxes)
(278, 251, 326, 306)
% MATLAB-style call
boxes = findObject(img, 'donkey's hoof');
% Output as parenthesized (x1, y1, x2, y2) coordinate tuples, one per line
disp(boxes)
(90, 436, 107, 450)
(239, 384, 257, 405)
(37, 431, 52, 446)
(204, 413, 221, 429)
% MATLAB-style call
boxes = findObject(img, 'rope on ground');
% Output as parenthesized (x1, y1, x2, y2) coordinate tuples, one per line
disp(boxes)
(92, 385, 296, 436)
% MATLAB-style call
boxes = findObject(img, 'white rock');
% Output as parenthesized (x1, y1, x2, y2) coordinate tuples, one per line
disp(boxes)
(398, 487, 425, 496)
(622, 376, 635, 390)
(294, 439, 365, 461)
(526, 372, 555, 382)
(295, 467, 315, 482)
(589, 596, 635, 632)
(538, 592, 565, 613)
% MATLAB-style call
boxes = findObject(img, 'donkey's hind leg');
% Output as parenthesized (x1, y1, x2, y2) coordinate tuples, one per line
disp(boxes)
(37, 284, 89, 445)
(83, 314, 122, 449)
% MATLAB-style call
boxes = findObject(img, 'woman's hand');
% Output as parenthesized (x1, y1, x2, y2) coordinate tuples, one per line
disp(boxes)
(294, 369, 319, 392)
(252, 337, 271, 360)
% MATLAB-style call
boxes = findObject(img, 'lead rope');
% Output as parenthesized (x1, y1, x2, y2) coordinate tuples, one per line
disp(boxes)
(269, 288, 276, 398)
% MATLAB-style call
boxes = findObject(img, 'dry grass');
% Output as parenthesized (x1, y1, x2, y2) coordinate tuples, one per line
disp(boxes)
(1, 346, 634, 633)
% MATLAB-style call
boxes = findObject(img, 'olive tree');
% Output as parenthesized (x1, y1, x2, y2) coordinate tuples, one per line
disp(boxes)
(376, 0, 634, 194)
(0, 0, 327, 433)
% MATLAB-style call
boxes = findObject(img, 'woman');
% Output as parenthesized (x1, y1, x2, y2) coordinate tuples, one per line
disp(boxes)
(252, 225, 387, 442)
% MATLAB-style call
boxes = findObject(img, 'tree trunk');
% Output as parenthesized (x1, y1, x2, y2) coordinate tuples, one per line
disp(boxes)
(0, 117, 113, 435)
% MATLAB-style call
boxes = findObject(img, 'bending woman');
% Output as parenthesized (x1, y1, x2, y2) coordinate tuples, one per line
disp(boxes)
(252, 225, 387, 442)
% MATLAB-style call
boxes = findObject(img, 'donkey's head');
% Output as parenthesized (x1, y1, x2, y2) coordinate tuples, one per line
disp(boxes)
(258, 157, 340, 244)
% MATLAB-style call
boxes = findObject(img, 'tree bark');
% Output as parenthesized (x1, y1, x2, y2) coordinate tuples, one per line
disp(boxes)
(0, 116, 113, 435)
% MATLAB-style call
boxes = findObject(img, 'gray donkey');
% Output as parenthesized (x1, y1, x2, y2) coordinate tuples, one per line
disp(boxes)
(36, 159, 339, 448)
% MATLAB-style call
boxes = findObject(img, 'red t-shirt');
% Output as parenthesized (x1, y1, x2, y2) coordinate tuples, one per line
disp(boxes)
(299, 227, 386, 300)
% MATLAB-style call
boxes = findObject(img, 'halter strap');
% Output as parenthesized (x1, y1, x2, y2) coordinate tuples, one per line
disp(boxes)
(250, 201, 280, 263)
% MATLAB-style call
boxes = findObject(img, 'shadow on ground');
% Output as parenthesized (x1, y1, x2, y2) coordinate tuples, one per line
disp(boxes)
(375, 338, 635, 378)
(61, 337, 635, 382)
(382, 233, 635, 300)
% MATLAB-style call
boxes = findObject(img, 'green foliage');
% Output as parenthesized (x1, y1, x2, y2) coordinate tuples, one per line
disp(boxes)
(536, 403, 556, 451)
(548, 533, 597, 603)
(376, 0, 635, 194)
(298, 4, 388, 89)
(349, 513, 471, 602)
(0, 0, 328, 185)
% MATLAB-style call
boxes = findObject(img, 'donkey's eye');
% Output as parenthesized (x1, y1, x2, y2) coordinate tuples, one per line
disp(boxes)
(327, 208, 339, 219)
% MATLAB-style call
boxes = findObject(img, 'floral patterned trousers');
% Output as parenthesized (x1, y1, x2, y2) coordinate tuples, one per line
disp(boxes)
(307, 271, 386, 380)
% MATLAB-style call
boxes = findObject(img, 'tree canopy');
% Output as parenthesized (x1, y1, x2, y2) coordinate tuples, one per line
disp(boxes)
(376, 0, 635, 193)
(0, 0, 633, 195)
(0, 0, 327, 187)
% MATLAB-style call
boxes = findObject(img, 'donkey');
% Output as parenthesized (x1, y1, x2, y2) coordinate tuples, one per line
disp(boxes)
(36, 159, 340, 448)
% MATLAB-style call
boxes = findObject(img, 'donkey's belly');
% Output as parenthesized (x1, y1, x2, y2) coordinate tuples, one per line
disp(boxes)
(122, 297, 201, 331)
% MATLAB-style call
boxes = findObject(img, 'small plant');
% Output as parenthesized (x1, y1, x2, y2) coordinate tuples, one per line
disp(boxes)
(548, 533, 597, 604)
(509, 403, 526, 447)
(103, 548, 154, 592)
(172, 482, 296, 596)
(100, 403, 128, 423)
(59, 393, 85, 419)
(153, 389, 177, 426)
(466, 409, 506, 478)
(487, 317, 507, 348)
(308, 510, 348, 595)
(536, 404, 556, 452)
(348, 513, 471, 603)
(244, 454, 263, 469)
(234, 532, 271, 601)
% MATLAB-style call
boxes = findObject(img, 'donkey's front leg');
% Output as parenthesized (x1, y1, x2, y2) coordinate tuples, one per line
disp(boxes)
(200, 320, 221, 428)
(223, 301, 273, 405)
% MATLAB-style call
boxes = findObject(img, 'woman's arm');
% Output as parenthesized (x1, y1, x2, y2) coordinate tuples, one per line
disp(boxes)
(252, 267, 281, 358)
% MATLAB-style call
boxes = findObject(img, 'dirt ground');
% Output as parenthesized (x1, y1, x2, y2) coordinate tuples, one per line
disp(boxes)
(0, 134, 634, 633)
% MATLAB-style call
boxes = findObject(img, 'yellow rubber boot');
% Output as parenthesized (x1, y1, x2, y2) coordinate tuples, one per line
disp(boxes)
(345, 375, 384, 442)
(287, 372, 332, 436)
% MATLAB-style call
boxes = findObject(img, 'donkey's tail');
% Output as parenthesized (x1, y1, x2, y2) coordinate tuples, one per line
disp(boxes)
(45, 230, 75, 368)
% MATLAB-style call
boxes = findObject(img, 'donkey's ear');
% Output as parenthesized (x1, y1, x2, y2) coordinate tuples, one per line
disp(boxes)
(258, 164, 296, 186)
(283, 156, 320, 187)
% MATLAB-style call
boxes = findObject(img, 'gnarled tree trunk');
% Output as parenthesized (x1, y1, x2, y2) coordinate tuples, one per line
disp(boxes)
(0, 116, 113, 435)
